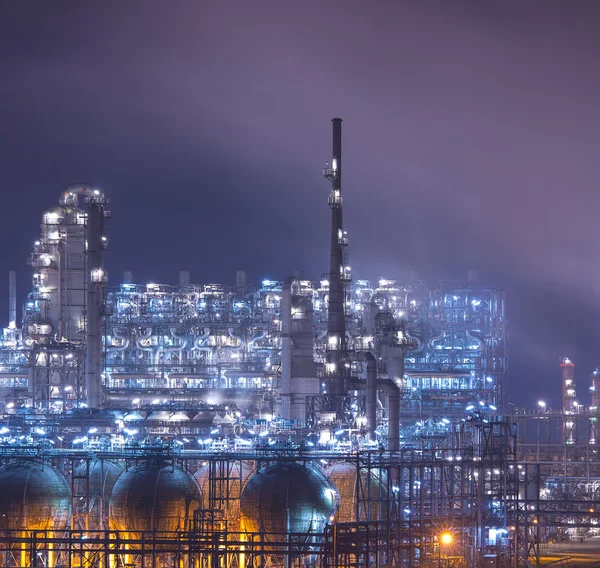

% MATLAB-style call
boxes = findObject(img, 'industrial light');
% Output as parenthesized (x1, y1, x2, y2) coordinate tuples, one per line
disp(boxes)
(538, 401, 546, 408)
(441, 532, 452, 545)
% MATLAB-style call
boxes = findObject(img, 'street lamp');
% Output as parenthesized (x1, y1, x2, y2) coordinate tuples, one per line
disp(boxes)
(538, 401, 546, 410)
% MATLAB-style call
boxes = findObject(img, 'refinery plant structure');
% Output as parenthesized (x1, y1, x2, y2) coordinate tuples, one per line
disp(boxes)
(0, 119, 597, 567)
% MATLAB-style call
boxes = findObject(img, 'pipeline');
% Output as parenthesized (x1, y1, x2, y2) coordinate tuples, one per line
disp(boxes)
(220, 327, 245, 351)
(193, 328, 211, 350)
(355, 351, 401, 452)
(162, 328, 188, 352)
(110, 328, 130, 351)
(248, 329, 267, 346)
(135, 327, 154, 351)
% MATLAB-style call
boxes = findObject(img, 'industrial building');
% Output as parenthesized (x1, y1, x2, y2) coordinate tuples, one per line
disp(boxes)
(0, 119, 595, 567)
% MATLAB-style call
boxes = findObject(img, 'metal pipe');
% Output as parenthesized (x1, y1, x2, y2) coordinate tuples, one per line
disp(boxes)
(356, 350, 400, 450)
(363, 351, 377, 442)
(8, 270, 16, 328)
(387, 383, 400, 452)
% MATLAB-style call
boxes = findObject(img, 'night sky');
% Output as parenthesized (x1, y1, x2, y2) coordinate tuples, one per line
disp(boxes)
(1, 2, 599, 408)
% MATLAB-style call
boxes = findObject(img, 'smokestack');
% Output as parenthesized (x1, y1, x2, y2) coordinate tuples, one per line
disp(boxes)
(179, 271, 190, 285)
(123, 271, 133, 284)
(8, 270, 16, 328)
(324, 118, 349, 398)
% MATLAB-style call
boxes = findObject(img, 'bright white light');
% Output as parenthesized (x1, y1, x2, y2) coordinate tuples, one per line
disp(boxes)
(466, 405, 474, 411)
(152, 399, 160, 404)
(6, 402, 14, 409)
(132, 398, 140, 404)
(538, 401, 546, 408)
(35, 428, 45, 435)
(489, 405, 497, 411)
(88, 427, 98, 434)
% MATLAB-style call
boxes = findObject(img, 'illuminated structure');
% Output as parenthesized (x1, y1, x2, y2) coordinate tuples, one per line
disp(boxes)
(0, 187, 109, 411)
(0, 119, 557, 568)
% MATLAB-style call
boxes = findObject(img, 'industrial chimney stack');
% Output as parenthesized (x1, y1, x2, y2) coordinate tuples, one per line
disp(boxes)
(323, 118, 351, 398)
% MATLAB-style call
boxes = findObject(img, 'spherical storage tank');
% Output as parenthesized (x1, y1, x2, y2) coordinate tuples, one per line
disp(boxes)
(0, 461, 72, 531)
(74, 460, 125, 529)
(240, 463, 336, 551)
(109, 461, 200, 536)
(325, 462, 388, 522)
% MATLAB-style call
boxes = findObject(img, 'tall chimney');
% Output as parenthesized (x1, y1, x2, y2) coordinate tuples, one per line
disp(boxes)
(8, 270, 16, 328)
(323, 118, 349, 397)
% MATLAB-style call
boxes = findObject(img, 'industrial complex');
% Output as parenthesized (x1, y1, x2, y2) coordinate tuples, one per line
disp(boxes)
(0, 120, 596, 567)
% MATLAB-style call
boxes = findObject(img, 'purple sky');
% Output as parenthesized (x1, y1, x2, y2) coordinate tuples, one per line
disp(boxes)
(1, 1, 599, 406)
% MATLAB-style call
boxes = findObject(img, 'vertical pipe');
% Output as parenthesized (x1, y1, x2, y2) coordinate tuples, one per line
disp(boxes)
(388, 385, 400, 452)
(364, 353, 377, 441)
(8, 270, 16, 328)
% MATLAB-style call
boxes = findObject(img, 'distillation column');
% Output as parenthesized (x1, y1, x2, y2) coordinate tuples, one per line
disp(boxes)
(323, 118, 350, 400)
(85, 191, 110, 409)
(280, 278, 319, 421)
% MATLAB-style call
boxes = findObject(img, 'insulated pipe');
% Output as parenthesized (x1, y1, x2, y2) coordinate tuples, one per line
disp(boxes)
(356, 351, 401, 451)
(248, 329, 267, 346)
(8, 270, 16, 328)
(193, 328, 211, 349)
(387, 382, 400, 452)
(359, 351, 378, 442)
(110, 328, 130, 351)
(220, 327, 245, 351)
(135, 328, 154, 351)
